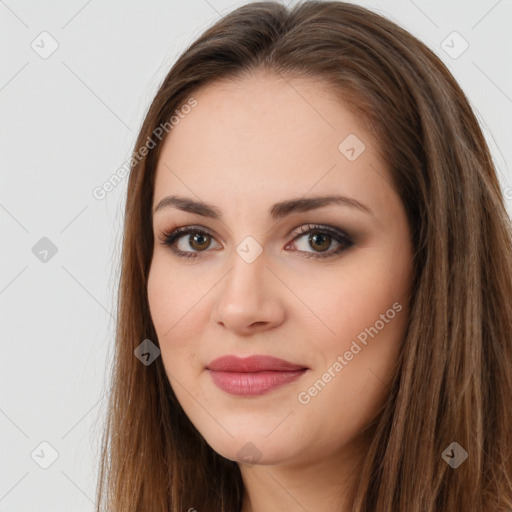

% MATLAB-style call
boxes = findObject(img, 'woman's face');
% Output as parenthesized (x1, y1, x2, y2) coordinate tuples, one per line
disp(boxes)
(148, 71, 414, 467)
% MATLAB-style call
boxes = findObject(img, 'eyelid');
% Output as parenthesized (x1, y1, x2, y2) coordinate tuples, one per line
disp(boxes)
(157, 224, 220, 246)
(157, 223, 354, 260)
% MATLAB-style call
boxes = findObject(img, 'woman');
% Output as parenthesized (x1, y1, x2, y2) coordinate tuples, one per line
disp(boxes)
(95, 1, 512, 511)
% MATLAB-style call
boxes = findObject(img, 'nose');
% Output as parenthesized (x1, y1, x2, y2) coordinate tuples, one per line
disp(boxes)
(211, 248, 286, 336)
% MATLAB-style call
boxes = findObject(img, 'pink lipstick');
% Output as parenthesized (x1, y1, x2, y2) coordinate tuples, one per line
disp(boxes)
(206, 355, 308, 396)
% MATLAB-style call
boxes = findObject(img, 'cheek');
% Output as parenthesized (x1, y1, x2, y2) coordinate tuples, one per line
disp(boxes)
(147, 261, 174, 335)
(147, 258, 207, 377)
(297, 249, 411, 424)
(147, 261, 184, 366)
(294, 283, 409, 454)
(147, 257, 201, 336)
(305, 251, 411, 358)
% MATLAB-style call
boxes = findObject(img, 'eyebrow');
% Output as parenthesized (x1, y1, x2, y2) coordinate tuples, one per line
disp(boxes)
(153, 194, 374, 219)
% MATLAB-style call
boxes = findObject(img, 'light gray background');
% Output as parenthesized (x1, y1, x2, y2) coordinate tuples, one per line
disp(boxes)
(1, 0, 511, 510)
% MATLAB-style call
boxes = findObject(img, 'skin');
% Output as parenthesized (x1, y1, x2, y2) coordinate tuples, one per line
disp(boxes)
(147, 69, 414, 512)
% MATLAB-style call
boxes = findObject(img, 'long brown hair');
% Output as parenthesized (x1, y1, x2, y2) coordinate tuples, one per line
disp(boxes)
(94, 2, 512, 510)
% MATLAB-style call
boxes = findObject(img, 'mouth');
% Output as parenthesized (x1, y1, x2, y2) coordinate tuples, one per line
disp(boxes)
(206, 355, 309, 396)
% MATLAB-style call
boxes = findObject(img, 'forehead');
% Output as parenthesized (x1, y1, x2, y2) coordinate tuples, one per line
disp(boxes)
(153, 71, 391, 216)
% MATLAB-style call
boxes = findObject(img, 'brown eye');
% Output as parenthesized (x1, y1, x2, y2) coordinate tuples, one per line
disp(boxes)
(159, 226, 220, 259)
(308, 232, 332, 252)
(289, 224, 353, 259)
(159, 223, 353, 260)
(187, 232, 211, 251)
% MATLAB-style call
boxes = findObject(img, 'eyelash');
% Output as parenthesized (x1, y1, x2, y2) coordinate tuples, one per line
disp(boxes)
(157, 223, 354, 260)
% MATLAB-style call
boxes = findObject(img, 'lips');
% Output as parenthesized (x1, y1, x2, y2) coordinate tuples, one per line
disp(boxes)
(207, 355, 307, 372)
(206, 355, 309, 396)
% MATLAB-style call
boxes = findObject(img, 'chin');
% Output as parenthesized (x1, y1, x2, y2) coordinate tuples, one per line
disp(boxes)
(199, 427, 299, 466)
